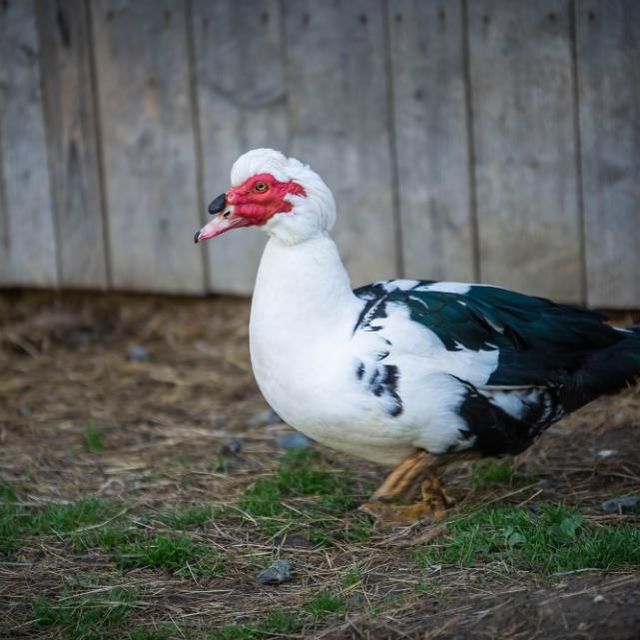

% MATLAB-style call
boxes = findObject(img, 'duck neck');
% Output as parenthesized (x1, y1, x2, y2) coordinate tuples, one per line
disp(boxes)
(250, 233, 360, 342)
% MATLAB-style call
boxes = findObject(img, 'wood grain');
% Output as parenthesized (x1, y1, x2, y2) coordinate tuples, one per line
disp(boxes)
(0, 0, 58, 286)
(468, 0, 582, 302)
(388, 0, 475, 283)
(577, 0, 640, 308)
(284, 0, 399, 287)
(191, 0, 287, 294)
(90, 0, 204, 293)
(36, 0, 108, 288)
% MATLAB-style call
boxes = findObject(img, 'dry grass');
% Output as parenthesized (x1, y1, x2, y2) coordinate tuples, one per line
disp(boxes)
(0, 291, 639, 639)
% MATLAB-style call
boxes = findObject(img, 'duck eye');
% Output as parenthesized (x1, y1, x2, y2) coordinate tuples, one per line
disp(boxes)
(254, 181, 268, 193)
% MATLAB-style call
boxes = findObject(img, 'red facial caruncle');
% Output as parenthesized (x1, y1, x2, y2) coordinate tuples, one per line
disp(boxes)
(194, 173, 306, 243)
(227, 173, 306, 224)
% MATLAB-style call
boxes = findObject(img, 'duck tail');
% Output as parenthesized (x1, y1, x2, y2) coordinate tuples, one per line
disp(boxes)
(564, 327, 640, 412)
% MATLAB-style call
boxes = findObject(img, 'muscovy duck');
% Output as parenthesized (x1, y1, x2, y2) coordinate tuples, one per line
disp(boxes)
(194, 148, 640, 523)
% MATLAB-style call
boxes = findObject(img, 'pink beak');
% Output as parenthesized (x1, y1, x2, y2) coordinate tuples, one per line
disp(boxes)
(193, 210, 251, 243)
(194, 192, 252, 242)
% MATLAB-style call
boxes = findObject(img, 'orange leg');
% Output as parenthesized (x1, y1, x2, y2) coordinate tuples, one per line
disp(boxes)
(359, 450, 462, 525)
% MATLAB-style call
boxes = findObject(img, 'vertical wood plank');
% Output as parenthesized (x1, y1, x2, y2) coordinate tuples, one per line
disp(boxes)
(388, 0, 475, 282)
(468, 0, 582, 302)
(284, 0, 398, 287)
(191, 0, 287, 295)
(0, 0, 58, 287)
(90, 0, 204, 293)
(36, 0, 108, 289)
(577, 0, 640, 309)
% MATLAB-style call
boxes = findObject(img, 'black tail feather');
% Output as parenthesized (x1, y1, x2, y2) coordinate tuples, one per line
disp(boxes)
(564, 330, 640, 412)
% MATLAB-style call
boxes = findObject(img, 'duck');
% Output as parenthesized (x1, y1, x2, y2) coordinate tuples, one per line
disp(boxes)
(194, 148, 640, 523)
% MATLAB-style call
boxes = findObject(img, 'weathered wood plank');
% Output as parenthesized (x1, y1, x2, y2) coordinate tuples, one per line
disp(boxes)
(36, 0, 108, 289)
(468, 0, 582, 302)
(577, 0, 640, 309)
(90, 0, 204, 293)
(191, 0, 287, 295)
(284, 0, 398, 287)
(388, 0, 475, 282)
(0, 0, 58, 287)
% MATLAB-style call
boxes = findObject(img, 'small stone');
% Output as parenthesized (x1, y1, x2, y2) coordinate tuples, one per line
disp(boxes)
(221, 437, 242, 456)
(127, 344, 148, 362)
(276, 432, 311, 451)
(281, 533, 312, 549)
(593, 594, 605, 604)
(600, 495, 640, 514)
(258, 559, 292, 585)
(537, 479, 555, 490)
(248, 408, 282, 427)
(597, 449, 617, 459)
(577, 622, 588, 632)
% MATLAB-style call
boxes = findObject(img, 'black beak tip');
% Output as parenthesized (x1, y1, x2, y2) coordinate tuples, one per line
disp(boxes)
(208, 193, 227, 215)
(193, 230, 201, 243)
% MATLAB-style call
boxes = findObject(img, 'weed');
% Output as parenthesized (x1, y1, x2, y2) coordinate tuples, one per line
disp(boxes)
(343, 564, 362, 587)
(1, 495, 122, 556)
(262, 609, 302, 635)
(0, 482, 20, 555)
(83, 422, 105, 451)
(118, 533, 227, 576)
(126, 627, 173, 640)
(416, 504, 640, 573)
(304, 591, 347, 620)
(0, 481, 17, 503)
(471, 459, 534, 488)
(215, 610, 302, 639)
(33, 586, 137, 637)
(342, 519, 376, 542)
(237, 449, 360, 540)
(26, 498, 120, 536)
(70, 524, 141, 552)
(158, 504, 218, 530)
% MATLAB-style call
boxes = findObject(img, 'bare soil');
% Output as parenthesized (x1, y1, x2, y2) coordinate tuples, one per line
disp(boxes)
(0, 291, 639, 639)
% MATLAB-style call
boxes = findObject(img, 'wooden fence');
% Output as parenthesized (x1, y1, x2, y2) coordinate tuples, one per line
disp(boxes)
(0, 0, 638, 307)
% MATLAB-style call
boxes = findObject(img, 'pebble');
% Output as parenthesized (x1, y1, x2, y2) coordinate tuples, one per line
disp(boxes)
(127, 344, 148, 362)
(593, 594, 605, 604)
(258, 559, 292, 585)
(248, 408, 282, 427)
(221, 437, 242, 456)
(537, 479, 555, 490)
(281, 533, 312, 549)
(600, 495, 639, 514)
(276, 432, 311, 451)
(596, 449, 617, 459)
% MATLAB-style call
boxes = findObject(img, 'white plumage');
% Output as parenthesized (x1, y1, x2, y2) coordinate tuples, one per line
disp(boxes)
(195, 148, 640, 522)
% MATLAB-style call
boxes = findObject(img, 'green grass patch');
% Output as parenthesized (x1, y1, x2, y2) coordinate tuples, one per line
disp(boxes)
(217, 609, 303, 640)
(0, 490, 227, 577)
(471, 459, 535, 489)
(236, 449, 369, 543)
(25, 498, 120, 536)
(157, 504, 218, 530)
(1, 493, 122, 556)
(215, 596, 345, 640)
(117, 533, 227, 576)
(304, 591, 348, 621)
(239, 450, 354, 517)
(33, 586, 137, 637)
(343, 564, 362, 587)
(416, 504, 640, 573)
(83, 423, 105, 451)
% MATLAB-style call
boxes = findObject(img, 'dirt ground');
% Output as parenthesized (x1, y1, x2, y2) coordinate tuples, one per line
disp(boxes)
(1, 290, 639, 640)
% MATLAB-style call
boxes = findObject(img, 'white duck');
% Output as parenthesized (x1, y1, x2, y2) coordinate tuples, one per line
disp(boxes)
(195, 148, 640, 522)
